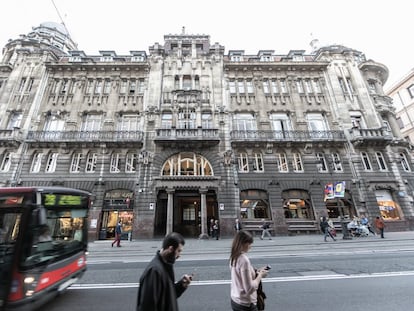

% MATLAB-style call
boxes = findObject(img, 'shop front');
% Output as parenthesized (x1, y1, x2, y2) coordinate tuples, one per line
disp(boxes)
(98, 189, 134, 240)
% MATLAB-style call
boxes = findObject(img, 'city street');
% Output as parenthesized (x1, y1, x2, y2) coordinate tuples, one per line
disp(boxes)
(43, 232, 414, 310)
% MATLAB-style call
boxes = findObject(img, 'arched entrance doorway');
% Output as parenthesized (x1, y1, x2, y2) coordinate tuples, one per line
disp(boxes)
(154, 190, 218, 238)
(154, 152, 219, 238)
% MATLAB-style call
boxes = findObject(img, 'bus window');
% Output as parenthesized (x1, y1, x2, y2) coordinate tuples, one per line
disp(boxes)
(23, 208, 87, 267)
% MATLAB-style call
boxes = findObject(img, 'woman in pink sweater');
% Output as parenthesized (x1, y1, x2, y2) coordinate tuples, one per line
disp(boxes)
(229, 230, 268, 311)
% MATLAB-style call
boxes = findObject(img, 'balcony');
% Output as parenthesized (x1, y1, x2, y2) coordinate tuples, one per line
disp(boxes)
(26, 130, 144, 148)
(348, 127, 393, 147)
(0, 129, 24, 147)
(230, 130, 346, 147)
(154, 128, 220, 148)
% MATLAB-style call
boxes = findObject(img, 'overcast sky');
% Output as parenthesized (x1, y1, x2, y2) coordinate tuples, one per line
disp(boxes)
(1, 0, 411, 90)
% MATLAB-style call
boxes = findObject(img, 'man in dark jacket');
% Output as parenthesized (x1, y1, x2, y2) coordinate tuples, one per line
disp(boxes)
(136, 232, 192, 311)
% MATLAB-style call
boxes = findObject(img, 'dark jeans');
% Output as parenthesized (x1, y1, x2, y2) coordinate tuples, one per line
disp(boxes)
(231, 300, 258, 311)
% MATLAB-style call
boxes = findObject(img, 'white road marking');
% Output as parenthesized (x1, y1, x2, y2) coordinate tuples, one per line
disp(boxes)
(69, 270, 414, 289)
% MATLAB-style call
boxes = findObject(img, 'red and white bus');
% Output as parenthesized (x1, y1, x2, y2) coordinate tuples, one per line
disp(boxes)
(0, 187, 92, 311)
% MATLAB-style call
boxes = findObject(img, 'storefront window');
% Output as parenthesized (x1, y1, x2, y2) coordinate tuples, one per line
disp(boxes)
(375, 190, 401, 220)
(240, 190, 270, 219)
(282, 189, 314, 220)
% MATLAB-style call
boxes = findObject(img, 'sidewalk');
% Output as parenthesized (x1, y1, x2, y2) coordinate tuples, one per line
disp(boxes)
(88, 230, 414, 254)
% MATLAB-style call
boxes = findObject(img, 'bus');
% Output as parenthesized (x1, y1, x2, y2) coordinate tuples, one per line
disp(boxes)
(0, 187, 92, 311)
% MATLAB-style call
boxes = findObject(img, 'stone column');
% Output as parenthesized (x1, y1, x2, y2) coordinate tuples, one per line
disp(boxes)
(166, 188, 175, 235)
(199, 188, 209, 239)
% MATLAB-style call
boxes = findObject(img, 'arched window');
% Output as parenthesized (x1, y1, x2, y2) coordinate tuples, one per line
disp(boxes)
(161, 152, 213, 176)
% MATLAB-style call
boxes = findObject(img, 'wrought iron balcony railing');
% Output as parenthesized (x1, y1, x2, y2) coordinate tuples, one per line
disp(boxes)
(27, 130, 144, 142)
(230, 130, 346, 142)
(155, 128, 219, 139)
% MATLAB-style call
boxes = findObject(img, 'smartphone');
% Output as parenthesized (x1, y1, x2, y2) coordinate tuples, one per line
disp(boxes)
(265, 265, 271, 270)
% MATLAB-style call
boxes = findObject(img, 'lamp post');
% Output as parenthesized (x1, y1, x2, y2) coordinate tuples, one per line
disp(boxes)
(318, 158, 352, 240)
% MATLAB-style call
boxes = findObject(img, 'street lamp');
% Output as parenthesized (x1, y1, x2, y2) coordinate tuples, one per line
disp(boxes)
(318, 157, 352, 240)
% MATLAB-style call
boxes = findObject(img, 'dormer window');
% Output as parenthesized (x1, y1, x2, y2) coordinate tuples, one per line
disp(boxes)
(260, 55, 273, 62)
(69, 56, 82, 62)
(231, 55, 243, 62)
(101, 55, 113, 62)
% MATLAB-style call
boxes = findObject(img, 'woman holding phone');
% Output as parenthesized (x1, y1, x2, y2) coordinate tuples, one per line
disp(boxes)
(229, 230, 269, 311)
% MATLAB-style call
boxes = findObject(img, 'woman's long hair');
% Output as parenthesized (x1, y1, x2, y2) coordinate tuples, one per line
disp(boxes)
(230, 230, 253, 266)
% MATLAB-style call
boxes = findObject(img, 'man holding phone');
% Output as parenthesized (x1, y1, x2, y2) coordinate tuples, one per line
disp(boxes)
(136, 232, 193, 311)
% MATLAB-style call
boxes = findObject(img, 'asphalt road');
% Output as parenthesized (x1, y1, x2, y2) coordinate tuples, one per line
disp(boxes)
(41, 233, 414, 311)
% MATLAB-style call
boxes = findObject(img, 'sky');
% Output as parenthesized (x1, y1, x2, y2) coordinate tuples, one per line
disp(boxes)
(0, 0, 412, 90)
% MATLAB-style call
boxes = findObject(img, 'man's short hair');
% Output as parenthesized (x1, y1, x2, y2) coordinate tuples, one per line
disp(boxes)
(162, 232, 185, 249)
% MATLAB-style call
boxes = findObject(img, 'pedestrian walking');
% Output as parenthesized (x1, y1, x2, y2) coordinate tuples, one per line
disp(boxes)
(320, 216, 336, 242)
(360, 215, 376, 235)
(111, 221, 122, 247)
(375, 216, 386, 238)
(136, 232, 193, 311)
(234, 218, 242, 233)
(213, 220, 220, 240)
(260, 219, 272, 240)
(209, 218, 215, 238)
(230, 230, 269, 311)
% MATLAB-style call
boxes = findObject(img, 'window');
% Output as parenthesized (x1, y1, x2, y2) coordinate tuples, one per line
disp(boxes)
(229, 81, 236, 94)
(375, 190, 401, 220)
(331, 153, 343, 172)
(0, 152, 11, 172)
(271, 80, 279, 94)
(271, 113, 292, 138)
(129, 80, 136, 94)
(27, 78, 34, 92)
(110, 153, 121, 173)
(161, 153, 213, 176)
(368, 81, 376, 93)
(253, 153, 264, 172)
(137, 79, 145, 93)
(338, 77, 354, 94)
(125, 153, 137, 173)
(85, 153, 98, 173)
(237, 153, 249, 172)
(407, 84, 414, 98)
(276, 153, 288, 172)
(233, 114, 256, 131)
(292, 153, 303, 172)
(7, 112, 22, 129)
(95, 80, 102, 94)
(161, 113, 172, 129)
(201, 113, 213, 129)
(246, 80, 254, 94)
(306, 113, 329, 138)
(361, 152, 372, 171)
(120, 80, 127, 94)
(178, 109, 196, 129)
(86, 80, 94, 94)
(103, 80, 111, 94)
(44, 115, 65, 132)
(118, 114, 140, 131)
(375, 152, 387, 171)
(296, 80, 304, 93)
(237, 81, 245, 94)
(350, 114, 364, 128)
(18, 78, 26, 93)
(313, 79, 321, 93)
(45, 153, 59, 173)
(183, 76, 192, 90)
(82, 114, 102, 131)
(70, 153, 83, 173)
(30, 152, 44, 173)
(262, 81, 270, 94)
(400, 153, 411, 172)
(280, 79, 287, 93)
(60, 80, 68, 94)
(316, 153, 328, 172)
(305, 80, 313, 93)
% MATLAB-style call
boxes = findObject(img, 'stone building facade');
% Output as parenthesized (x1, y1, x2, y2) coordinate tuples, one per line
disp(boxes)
(386, 69, 414, 144)
(1, 22, 413, 241)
